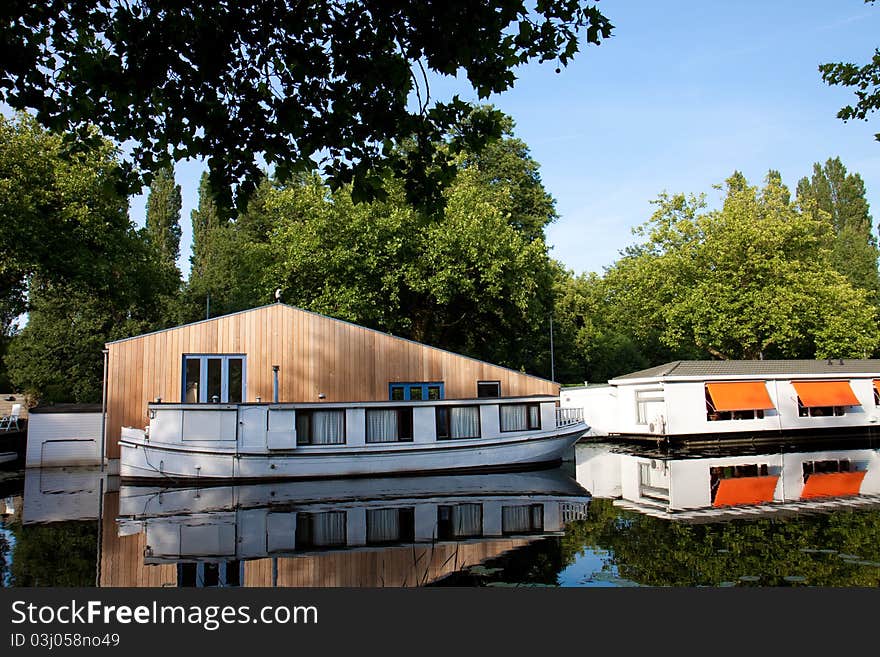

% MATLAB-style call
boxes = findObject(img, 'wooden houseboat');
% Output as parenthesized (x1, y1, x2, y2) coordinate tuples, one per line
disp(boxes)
(561, 360, 880, 442)
(576, 440, 880, 521)
(98, 304, 586, 480)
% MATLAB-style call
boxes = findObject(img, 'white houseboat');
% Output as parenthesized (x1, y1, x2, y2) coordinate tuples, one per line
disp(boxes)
(561, 359, 880, 442)
(576, 440, 880, 521)
(119, 397, 586, 480)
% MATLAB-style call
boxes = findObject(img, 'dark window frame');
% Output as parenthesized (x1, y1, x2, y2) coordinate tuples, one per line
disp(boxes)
(365, 507, 416, 546)
(296, 408, 347, 446)
(477, 381, 501, 398)
(435, 405, 482, 440)
(499, 403, 542, 432)
(365, 407, 414, 443)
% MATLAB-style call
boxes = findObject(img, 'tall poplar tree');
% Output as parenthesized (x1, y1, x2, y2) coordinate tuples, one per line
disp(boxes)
(796, 157, 879, 302)
(144, 165, 183, 270)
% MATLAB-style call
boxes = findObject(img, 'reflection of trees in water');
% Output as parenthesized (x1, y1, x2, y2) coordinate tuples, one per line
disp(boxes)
(8, 520, 98, 587)
(561, 499, 880, 587)
(0, 531, 10, 587)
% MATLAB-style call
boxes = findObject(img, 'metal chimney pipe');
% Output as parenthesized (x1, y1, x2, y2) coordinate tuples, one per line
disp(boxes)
(272, 365, 280, 403)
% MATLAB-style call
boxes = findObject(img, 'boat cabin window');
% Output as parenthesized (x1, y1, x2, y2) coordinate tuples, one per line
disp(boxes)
(803, 459, 852, 481)
(389, 382, 444, 401)
(437, 504, 483, 539)
(477, 381, 501, 398)
(709, 464, 769, 504)
(182, 354, 245, 403)
(499, 403, 541, 432)
(177, 561, 243, 587)
(296, 511, 347, 548)
(796, 399, 845, 417)
(296, 409, 345, 445)
(501, 504, 544, 535)
(366, 407, 413, 443)
(435, 405, 481, 440)
(705, 388, 765, 421)
(366, 507, 415, 545)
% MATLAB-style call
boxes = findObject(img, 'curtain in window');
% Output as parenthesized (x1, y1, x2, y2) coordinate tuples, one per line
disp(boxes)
(500, 405, 528, 431)
(366, 509, 401, 543)
(502, 505, 532, 533)
(450, 406, 480, 439)
(367, 409, 398, 443)
(529, 405, 540, 428)
(311, 512, 346, 546)
(452, 504, 482, 537)
(502, 505, 543, 533)
(312, 410, 344, 444)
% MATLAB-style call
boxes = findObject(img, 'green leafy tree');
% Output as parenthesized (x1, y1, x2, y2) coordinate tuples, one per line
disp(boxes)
(268, 167, 556, 373)
(0, 113, 134, 333)
(0, 2, 613, 207)
(602, 172, 880, 360)
(819, 1, 879, 141)
(144, 165, 183, 271)
(1, 117, 179, 402)
(180, 173, 273, 322)
(796, 157, 879, 302)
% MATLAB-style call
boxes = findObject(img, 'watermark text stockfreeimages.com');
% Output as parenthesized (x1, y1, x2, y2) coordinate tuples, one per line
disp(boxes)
(10, 600, 318, 632)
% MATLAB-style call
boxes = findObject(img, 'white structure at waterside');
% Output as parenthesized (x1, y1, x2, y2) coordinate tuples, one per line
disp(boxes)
(560, 360, 880, 440)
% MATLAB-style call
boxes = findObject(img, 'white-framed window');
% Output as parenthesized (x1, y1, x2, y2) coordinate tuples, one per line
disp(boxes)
(635, 388, 664, 425)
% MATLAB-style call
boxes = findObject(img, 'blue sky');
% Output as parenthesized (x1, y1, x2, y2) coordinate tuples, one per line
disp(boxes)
(126, 0, 880, 279)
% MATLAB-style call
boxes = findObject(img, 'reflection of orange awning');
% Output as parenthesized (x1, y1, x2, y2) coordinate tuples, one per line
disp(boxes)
(713, 476, 779, 507)
(706, 382, 775, 412)
(802, 471, 866, 499)
(791, 381, 860, 407)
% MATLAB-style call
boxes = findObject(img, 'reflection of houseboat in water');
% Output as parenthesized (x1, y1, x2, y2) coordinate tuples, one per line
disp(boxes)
(16, 466, 589, 587)
(561, 360, 880, 442)
(576, 439, 880, 522)
(115, 470, 590, 586)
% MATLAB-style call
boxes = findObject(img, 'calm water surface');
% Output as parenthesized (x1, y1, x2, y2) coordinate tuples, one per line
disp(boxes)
(2, 438, 880, 587)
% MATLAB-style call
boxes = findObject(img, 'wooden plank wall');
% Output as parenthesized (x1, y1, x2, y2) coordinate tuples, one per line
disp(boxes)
(105, 305, 558, 459)
(244, 539, 535, 587)
(99, 492, 177, 587)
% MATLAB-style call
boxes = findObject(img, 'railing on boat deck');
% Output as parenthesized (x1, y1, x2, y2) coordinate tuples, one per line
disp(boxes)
(555, 407, 584, 428)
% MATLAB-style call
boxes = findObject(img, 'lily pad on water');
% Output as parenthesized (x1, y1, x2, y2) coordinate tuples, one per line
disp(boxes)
(783, 576, 807, 583)
(468, 566, 504, 576)
(739, 575, 761, 582)
(837, 554, 861, 561)
(718, 581, 737, 587)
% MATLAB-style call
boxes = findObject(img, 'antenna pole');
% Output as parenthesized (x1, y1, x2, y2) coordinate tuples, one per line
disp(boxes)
(550, 314, 556, 383)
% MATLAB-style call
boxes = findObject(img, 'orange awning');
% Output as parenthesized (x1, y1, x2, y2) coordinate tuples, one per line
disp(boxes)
(706, 382, 775, 412)
(791, 381, 860, 407)
(713, 475, 779, 507)
(802, 471, 866, 499)
(873, 380, 880, 396)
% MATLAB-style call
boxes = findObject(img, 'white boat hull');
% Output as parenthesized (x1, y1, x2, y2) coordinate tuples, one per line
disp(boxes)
(120, 428, 585, 481)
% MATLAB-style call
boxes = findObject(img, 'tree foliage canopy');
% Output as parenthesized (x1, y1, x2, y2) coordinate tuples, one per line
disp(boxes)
(602, 172, 880, 361)
(819, 1, 879, 141)
(0, 1, 613, 208)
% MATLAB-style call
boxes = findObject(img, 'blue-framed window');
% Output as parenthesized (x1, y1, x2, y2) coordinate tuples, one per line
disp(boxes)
(182, 354, 246, 403)
(389, 382, 444, 401)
